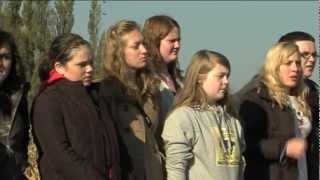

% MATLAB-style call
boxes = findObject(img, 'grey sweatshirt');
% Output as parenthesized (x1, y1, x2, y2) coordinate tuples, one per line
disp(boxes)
(162, 105, 245, 180)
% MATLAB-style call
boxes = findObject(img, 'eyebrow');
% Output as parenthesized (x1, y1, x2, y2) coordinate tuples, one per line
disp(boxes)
(75, 59, 92, 65)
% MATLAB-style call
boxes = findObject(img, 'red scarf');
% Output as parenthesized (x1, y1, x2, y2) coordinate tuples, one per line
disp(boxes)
(39, 69, 64, 93)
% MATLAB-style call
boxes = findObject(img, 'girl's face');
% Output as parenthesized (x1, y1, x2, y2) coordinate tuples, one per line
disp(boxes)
(0, 44, 12, 84)
(278, 52, 302, 89)
(201, 64, 229, 103)
(159, 26, 180, 64)
(123, 29, 148, 69)
(56, 45, 93, 86)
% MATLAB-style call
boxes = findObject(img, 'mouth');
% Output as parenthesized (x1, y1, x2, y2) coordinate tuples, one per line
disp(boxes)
(219, 89, 227, 93)
(289, 75, 299, 81)
(83, 74, 92, 80)
(0, 70, 7, 75)
(171, 49, 179, 54)
(140, 57, 147, 62)
(305, 65, 314, 69)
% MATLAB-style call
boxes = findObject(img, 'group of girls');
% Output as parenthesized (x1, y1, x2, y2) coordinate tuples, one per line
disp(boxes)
(0, 15, 316, 180)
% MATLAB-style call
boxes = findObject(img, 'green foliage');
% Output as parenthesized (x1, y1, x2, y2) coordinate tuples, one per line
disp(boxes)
(0, 0, 76, 104)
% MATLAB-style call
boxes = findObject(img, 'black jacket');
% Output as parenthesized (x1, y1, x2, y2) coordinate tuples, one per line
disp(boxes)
(0, 83, 29, 180)
(240, 83, 298, 180)
(305, 79, 319, 180)
(32, 79, 120, 180)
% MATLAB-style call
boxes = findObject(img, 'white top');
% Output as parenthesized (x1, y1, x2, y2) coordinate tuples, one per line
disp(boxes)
(289, 96, 311, 180)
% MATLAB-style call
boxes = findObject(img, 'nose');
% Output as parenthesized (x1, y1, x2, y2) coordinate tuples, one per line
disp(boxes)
(291, 62, 300, 72)
(223, 76, 229, 85)
(308, 55, 316, 63)
(140, 44, 147, 54)
(174, 40, 180, 49)
(86, 64, 93, 73)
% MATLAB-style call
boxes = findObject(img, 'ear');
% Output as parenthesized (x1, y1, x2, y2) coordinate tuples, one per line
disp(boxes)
(54, 62, 66, 75)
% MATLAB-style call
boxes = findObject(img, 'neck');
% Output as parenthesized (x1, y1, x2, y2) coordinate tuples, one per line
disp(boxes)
(208, 100, 217, 106)
(159, 62, 169, 75)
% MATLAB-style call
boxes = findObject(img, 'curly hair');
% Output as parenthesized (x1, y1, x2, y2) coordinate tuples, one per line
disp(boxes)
(102, 20, 159, 102)
(259, 42, 310, 117)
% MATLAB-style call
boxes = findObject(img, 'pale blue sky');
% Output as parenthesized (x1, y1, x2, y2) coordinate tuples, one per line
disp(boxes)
(73, 1, 318, 92)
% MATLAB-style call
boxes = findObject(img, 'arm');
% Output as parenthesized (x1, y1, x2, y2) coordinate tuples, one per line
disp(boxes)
(240, 100, 287, 161)
(33, 94, 104, 180)
(10, 91, 29, 171)
(161, 108, 195, 180)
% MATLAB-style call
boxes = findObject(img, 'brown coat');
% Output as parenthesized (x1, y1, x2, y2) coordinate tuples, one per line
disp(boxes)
(240, 83, 298, 180)
(100, 77, 163, 180)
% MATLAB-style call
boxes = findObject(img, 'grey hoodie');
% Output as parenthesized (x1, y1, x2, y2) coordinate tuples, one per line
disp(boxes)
(162, 105, 245, 180)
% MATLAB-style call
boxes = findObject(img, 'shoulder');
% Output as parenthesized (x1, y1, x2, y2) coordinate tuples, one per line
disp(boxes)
(235, 75, 259, 97)
(241, 82, 273, 103)
(168, 106, 195, 117)
(305, 78, 319, 91)
(100, 77, 124, 99)
(239, 83, 272, 115)
(34, 85, 61, 108)
(162, 106, 198, 139)
(165, 106, 197, 127)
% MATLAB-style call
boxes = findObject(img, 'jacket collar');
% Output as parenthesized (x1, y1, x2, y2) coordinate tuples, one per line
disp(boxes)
(53, 79, 96, 109)
(255, 82, 291, 110)
(100, 77, 139, 103)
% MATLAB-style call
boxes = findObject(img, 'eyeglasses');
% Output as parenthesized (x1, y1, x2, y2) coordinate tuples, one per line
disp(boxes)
(0, 53, 11, 60)
(300, 52, 319, 60)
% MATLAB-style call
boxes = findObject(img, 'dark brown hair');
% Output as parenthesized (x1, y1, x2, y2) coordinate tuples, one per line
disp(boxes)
(0, 29, 25, 93)
(38, 33, 91, 81)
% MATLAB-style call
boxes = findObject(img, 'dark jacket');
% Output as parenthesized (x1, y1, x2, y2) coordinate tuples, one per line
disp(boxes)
(305, 79, 319, 180)
(240, 83, 298, 180)
(32, 79, 120, 180)
(0, 83, 29, 180)
(99, 77, 163, 180)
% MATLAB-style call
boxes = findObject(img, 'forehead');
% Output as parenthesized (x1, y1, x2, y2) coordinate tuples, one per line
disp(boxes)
(68, 45, 91, 62)
(163, 27, 180, 39)
(295, 40, 316, 52)
(122, 30, 143, 44)
(0, 44, 11, 53)
(208, 63, 229, 74)
(282, 52, 300, 63)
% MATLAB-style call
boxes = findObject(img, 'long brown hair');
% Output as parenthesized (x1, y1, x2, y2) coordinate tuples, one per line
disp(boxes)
(102, 20, 159, 102)
(172, 49, 236, 116)
(143, 15, 183, 90)
(0, 29, 25, 94)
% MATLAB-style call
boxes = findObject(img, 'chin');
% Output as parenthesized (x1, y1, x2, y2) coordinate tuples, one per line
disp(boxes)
(303, 72, 312, 78)
(136, 64, 146, 69)
(213, 95, 225, 102)
(286, 83, 298, 88)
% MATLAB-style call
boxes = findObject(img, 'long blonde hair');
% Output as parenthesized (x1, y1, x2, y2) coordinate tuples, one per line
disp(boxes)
(172, 50, 236, 116)
(259, 42, 310, 117)
(102, 20, 159, 102)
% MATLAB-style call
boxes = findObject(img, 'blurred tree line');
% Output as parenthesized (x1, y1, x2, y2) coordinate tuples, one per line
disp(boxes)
(0, 0, 104, 103)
